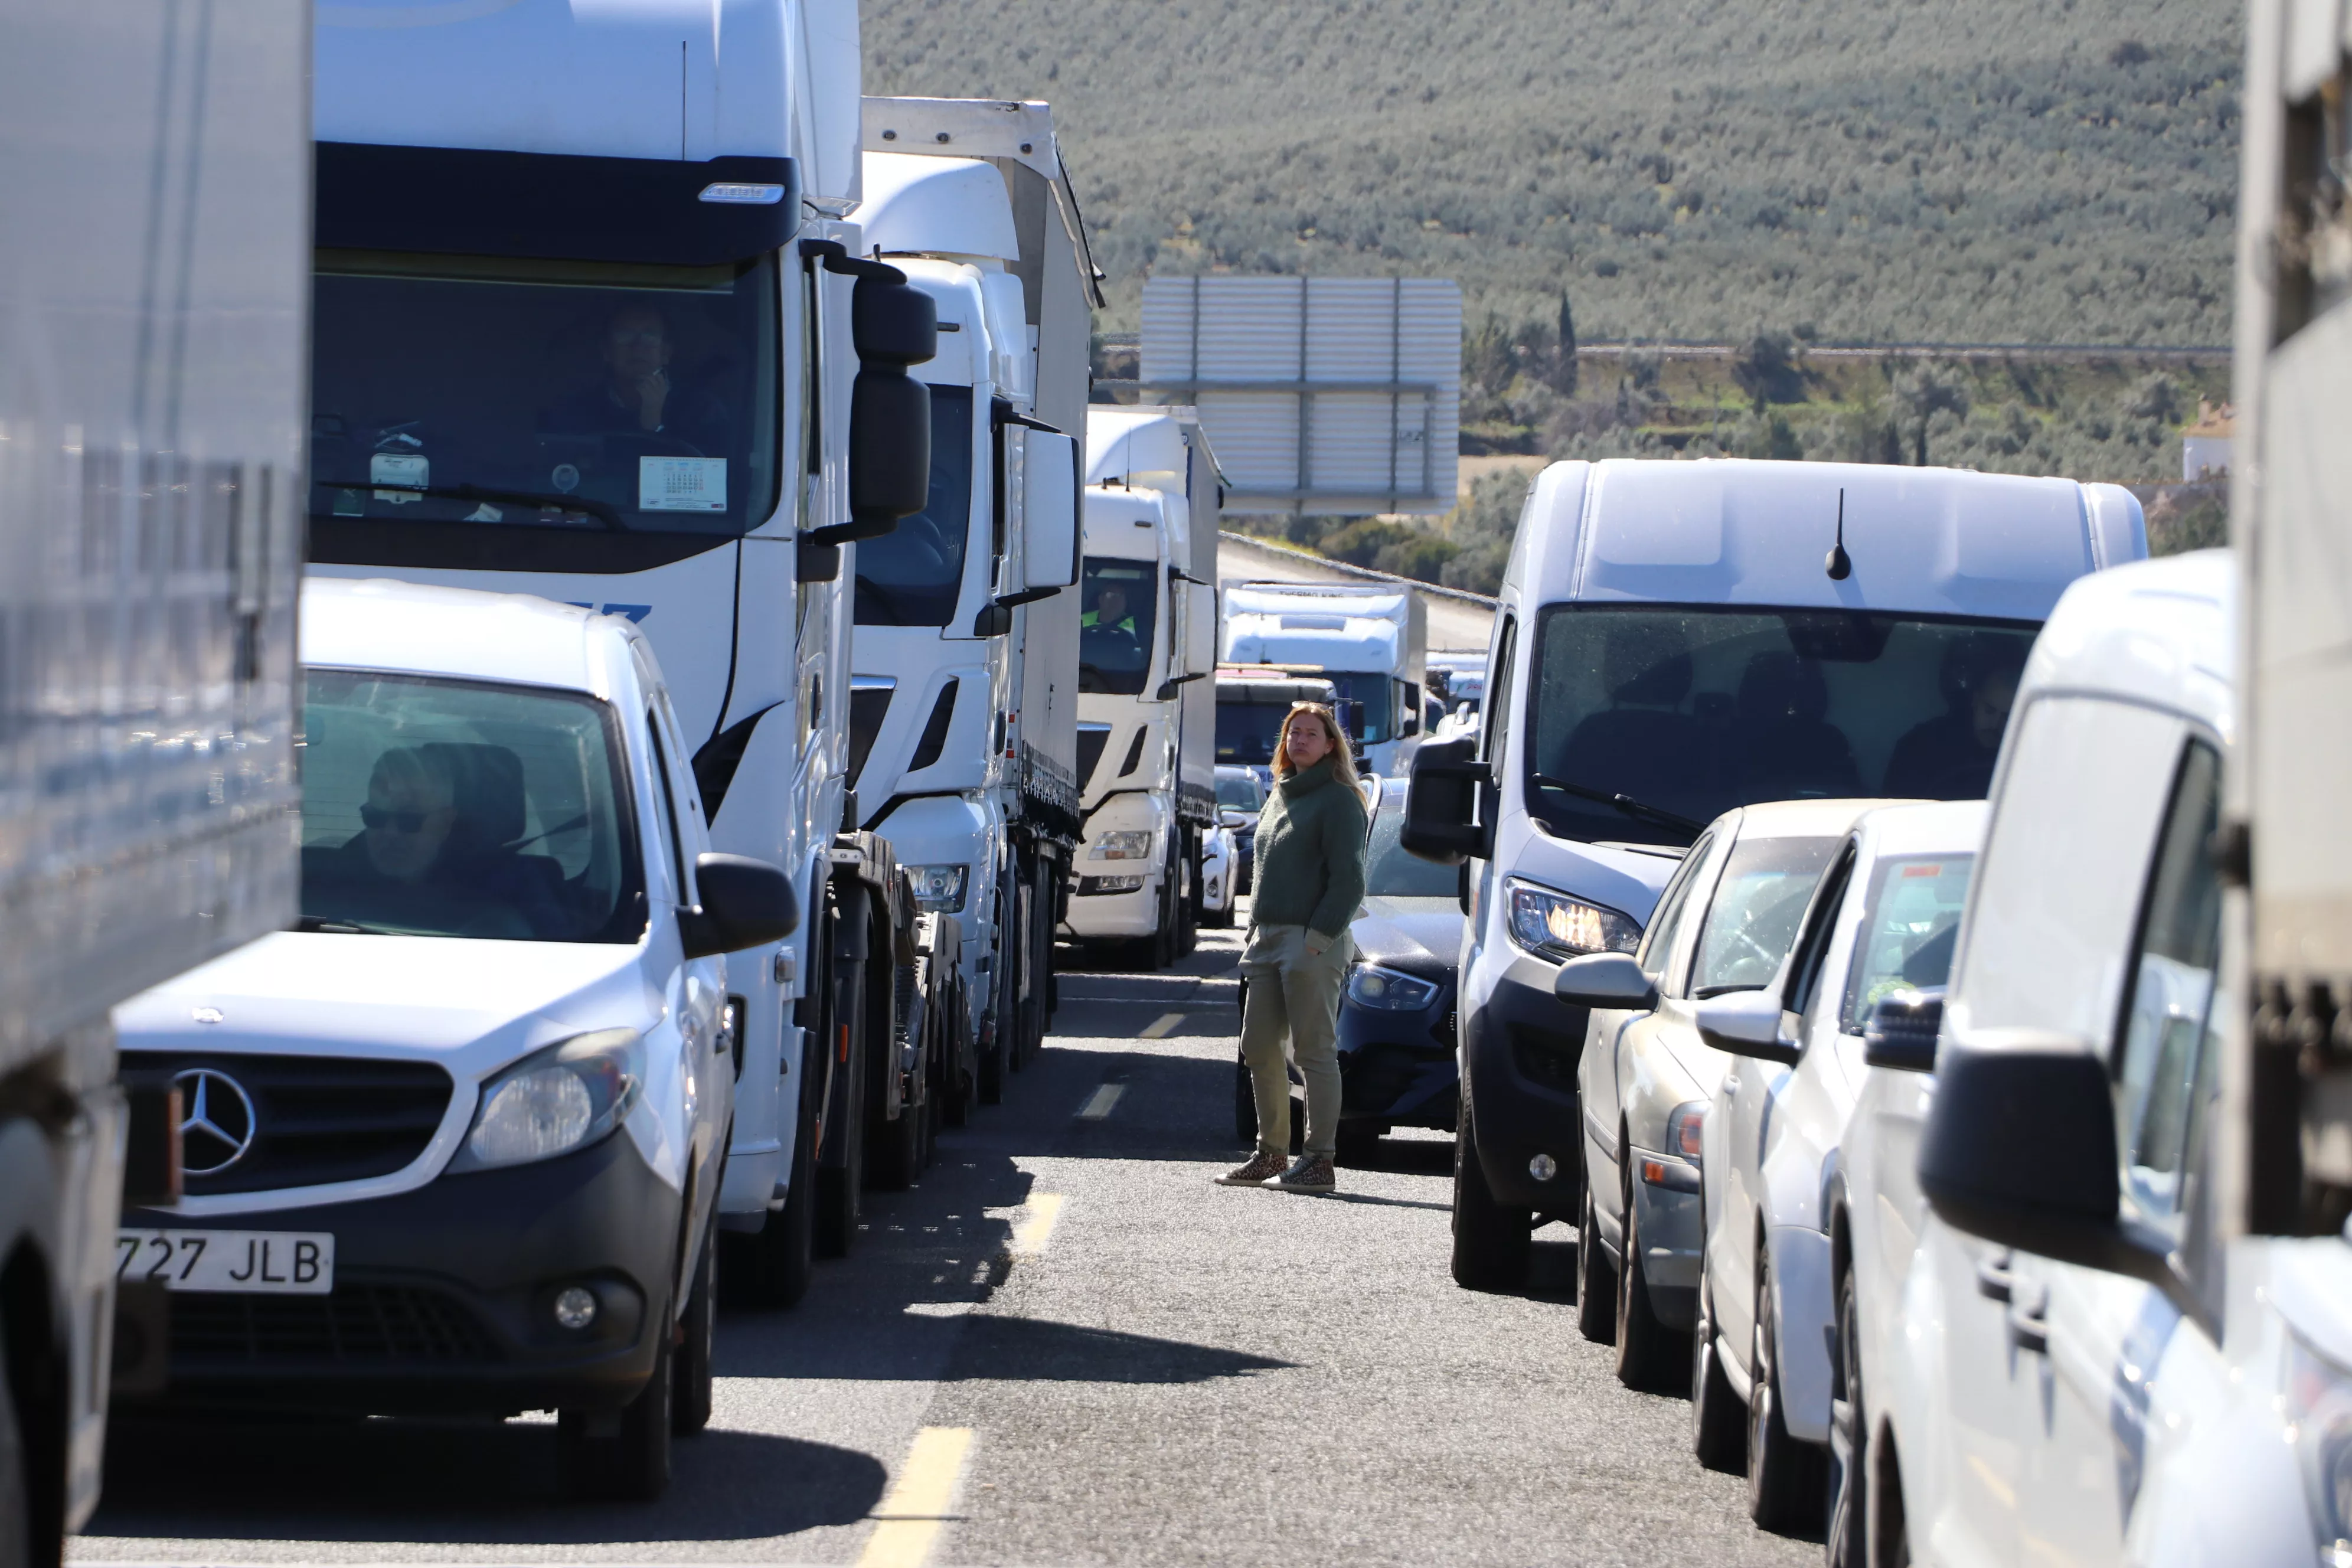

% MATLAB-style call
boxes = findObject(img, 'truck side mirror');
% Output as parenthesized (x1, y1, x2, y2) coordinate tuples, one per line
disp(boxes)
(1552, 951, 1658, 1011)
(1017, 429, 1079, 593)
(1402, 735, 1489, 864)
(1917, 1030, 2171, 1287)
(1185, 576, 1217, 678)
(1694, 989, 1799, 1064)
(1862, 988, 1943, 1072)
(827, 270, 936, 545)
(680, 852, 801, 959)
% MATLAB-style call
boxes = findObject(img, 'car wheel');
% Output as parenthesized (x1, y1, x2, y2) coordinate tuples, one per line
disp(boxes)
(1233, 1050, 1256, 1145)
(1691, 1264, 1746, 1472)
(560, 1309, 674, 1501)
(726, 1055, 818, 1309)
(672, 1221, 716, 1436)
(1613, 1171, 1674, 1389)
(1450, 1102, 1531, 1291)
(1825, 1262, 1868, 1568)
(1748, 1246, 1828, 1533)
(1575, 1168, 1617, 1345)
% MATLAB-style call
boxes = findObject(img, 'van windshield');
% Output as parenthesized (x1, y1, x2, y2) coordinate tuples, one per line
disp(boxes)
(299, 669, 643, 943)
(310, 250, 779, 541)
(1525, 605, 2039, 848)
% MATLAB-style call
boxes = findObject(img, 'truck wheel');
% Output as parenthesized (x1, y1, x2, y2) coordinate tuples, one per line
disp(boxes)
(1576, 1173, 1618, 1344)
(1748, 1247, 1827, 1533)
(976, 1018, 1005, 1106)
(672, 1223, 716, 1436)
(1450, 1103, 1531, 1291)
(1691, 1265, 1746, 1472)
(560, 1315, 673, 1501)
(727, 1055, 819, 1309)
(1614, 1171, 1674, 1389)
(871, 1080, 923, 1193)
(816, 984, 865, 1259)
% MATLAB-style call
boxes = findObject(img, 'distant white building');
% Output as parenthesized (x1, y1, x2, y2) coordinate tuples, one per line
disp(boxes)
(2183, 399, 2234, 481)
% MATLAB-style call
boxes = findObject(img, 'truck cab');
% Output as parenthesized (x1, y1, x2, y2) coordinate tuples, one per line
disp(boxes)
(1220, 582, 1429, 780)
(848, 99, 1091, 1100)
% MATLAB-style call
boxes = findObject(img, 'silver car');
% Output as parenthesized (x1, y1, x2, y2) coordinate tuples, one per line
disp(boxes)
(1556, 798, 1889, 1393)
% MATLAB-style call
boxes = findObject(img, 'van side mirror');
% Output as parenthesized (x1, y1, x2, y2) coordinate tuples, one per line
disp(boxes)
(1694, 990, 1799, 1064)
(1917, 1030, 2170, 1286)
(1863, 989, 1943, 1072)
(1402, 736, 1489, 864)
(1552, 951, 1658, 1011)
(817, 261, 936, 545)
(680, 852, 800, 959)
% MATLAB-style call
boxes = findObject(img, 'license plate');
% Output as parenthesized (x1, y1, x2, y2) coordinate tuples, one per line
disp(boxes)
(116, 1230, 335, 1294)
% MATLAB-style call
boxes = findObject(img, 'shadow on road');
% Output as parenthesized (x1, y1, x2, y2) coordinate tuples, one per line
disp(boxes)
(91, 1416, 886, 1542)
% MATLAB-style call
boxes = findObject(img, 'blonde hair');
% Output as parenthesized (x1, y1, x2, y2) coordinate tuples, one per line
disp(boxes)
(1272, 703, 1361, 789)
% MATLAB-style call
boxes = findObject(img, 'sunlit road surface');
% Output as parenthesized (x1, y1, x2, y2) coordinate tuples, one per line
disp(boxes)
(74, 919, 1804, 1568)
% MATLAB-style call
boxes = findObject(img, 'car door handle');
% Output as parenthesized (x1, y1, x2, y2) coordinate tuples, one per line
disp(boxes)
(2007, 1294, 2050, 1355)
(1975, 1251, 2015, 1303)
(1723, 1074, 1740, 1095)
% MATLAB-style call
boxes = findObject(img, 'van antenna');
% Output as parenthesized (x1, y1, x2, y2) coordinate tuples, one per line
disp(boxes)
(1825, 489, 1852, 581)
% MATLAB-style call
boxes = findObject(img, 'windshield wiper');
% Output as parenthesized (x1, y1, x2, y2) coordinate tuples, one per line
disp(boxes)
(1530, 773, 1707, 836)
(318, 481, 627, 533)
(295, 916, 393, 935)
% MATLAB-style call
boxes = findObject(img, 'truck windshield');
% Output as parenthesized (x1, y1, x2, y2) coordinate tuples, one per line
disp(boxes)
(1079, 556, 1160, 694)
(1217, 702, 1289, 765)
(855, 386, 974, 628)
(299, 669, 643, 944)
(1320, 672, 1395, 744)
(310, 250, 780, 541)
(1525, 605, 2039, 848)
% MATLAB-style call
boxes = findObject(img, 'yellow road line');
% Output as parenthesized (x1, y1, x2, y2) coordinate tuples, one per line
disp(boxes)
(1140, 1011, 1184, 1038)
(858, 1425, 975, 1568)
(1076, 1083, 1125, 1120)
(1010, 1193, 1064, 1255)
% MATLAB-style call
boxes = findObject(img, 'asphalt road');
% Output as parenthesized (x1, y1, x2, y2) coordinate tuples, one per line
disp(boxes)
(74, 922, 1809, 1568)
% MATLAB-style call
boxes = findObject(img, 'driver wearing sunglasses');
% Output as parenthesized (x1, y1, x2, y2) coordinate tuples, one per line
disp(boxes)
(360, 747, 459, 883)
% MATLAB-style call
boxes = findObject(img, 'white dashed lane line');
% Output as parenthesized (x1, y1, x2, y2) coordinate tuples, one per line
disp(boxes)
(1139, 1011, 1184, 1038)
(1076, 1082, 1125, 1120)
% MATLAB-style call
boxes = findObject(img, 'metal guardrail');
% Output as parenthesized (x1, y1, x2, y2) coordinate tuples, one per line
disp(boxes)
(1217, 530, 1500, 609)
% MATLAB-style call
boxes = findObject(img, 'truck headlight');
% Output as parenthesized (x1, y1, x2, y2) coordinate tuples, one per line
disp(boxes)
(450, 1028, 642, 1173)
(904, 863, 969, 913)
(1091, 830, 1154, 861)
(1346, 963, 1440, 1011)
(1505, 877, 1641, 962)
(2288, 1332, 2352, 1566)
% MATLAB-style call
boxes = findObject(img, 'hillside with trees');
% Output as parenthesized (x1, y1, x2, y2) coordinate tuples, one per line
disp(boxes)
(866, 0, 2240, 346)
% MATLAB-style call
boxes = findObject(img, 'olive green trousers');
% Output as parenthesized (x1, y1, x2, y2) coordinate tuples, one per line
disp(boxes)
(1237, 922, 1354, 1158)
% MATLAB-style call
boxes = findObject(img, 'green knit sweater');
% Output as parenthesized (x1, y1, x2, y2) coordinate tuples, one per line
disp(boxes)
(1247, 758, 1369, 939)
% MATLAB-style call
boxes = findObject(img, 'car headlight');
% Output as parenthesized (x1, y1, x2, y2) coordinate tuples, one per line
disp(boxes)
(1090, 829, 1154, 861)
(1346, 963, 1442, 1011)
(2288, 1332, 2352, 1566)
(904, 863, 969, 913)
(1505, 877, 1642, 962)
(449, 1028, 642, 1173)
(1667, 1100, 1706, 1164)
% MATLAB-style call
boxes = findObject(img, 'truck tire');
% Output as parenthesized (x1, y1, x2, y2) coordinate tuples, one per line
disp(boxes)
(672, 1222, 716, 1436)
(816, 949, 866, 1259)
(1576, 1173, 1617, 1344)
(1450, 1103, 1531, 1291)
(560, 1309, 673, 1501)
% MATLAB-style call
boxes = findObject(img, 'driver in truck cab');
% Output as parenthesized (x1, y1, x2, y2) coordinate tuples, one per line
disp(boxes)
(542, 300, 730, 452)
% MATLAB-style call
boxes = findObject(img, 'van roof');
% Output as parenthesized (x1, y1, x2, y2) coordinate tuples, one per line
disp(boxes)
(300, 577, 630, 700)
(1512, 459, 2145, 622)
(2017, 548, 2233, 732)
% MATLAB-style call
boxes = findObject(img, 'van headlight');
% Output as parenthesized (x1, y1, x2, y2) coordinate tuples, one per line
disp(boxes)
(1346, 963, 1441, 1011)
(2288, 1332, 2352, 1566)
(449, 1029, 642, 1173)
(904, 863, 969, 913)
(1505, 877, 1641, 962)
(1091, 830, 1154, 861)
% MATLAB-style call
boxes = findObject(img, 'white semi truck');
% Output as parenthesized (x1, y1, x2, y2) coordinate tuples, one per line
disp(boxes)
(847, 97, 1092, 1101)
(303, 0, 947, 1308)
(0, 0, 308, 1556)
(1220, 581, 1429, 779)
(1066, 409, 1223, 965)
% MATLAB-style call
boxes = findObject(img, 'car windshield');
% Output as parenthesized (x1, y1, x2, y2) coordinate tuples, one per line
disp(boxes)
(855, 386, 974, 628)
(1691, 835, 1841, 995)
(310, 250, 779, 540)
(1841, 852, 1976, 1030)
(1526, 606, 2039, 847)
(1216, 775, 1263, 810)
(1367, 798, 1461, 897)
(299, 669, 642, 943)
(1217, 701, 1290, 765)
(1078, 556, 1160, 694)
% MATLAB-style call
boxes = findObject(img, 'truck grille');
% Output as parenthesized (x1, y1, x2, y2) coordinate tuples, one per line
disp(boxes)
(171, 1283, 498, 1368)
(119, 1051, 452, 1195)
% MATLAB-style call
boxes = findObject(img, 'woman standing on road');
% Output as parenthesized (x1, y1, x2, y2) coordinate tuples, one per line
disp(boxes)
(1219, 703, 1368, 1193)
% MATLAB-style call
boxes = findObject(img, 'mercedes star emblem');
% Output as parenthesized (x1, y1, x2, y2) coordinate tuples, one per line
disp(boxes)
(173, 1067, 257, 1177)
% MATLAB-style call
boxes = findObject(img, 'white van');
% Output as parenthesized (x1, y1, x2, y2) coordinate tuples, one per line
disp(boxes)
(1403, 458, 2145, 1290)
(113, 579, 795, 1500)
